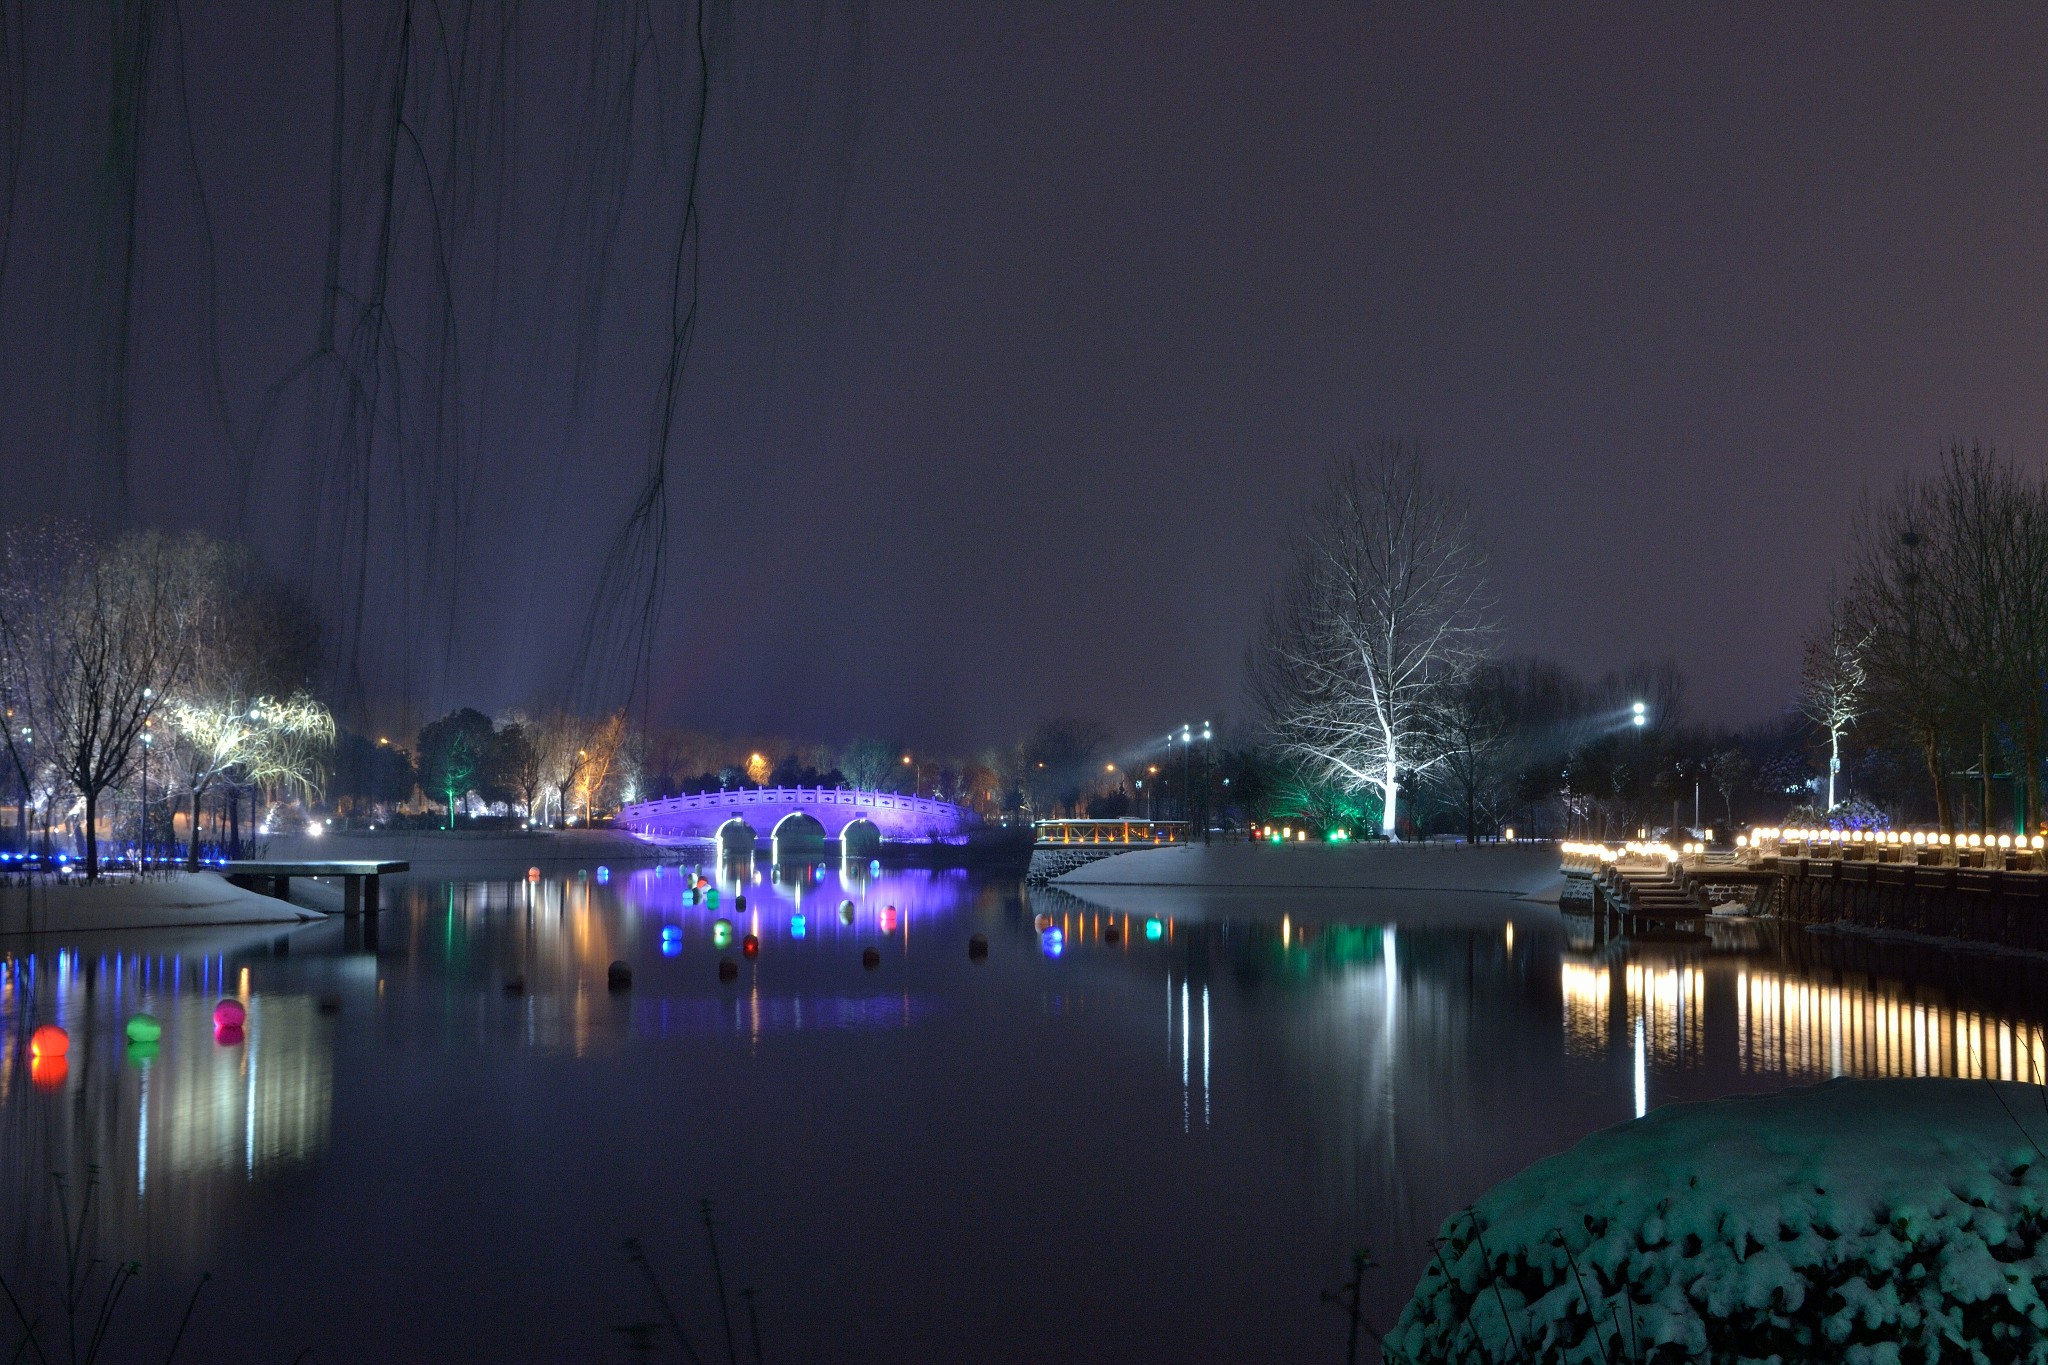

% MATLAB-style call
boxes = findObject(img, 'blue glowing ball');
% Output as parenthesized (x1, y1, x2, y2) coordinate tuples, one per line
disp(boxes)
(596, 866, 611, 883)
(1041, 928, 1064, 959)
(660, 924, 682, 941)
(791, 914, 807, 939)
(1145, 918, 1163, 941)
(870, 859, 880, 873)
(660, 936, 682, 958)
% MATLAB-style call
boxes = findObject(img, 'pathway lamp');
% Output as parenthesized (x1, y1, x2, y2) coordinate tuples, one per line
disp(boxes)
(1631, 701, 1647, 728)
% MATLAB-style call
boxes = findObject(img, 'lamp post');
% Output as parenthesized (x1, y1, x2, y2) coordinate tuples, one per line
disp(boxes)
(141, 729, 153, 864)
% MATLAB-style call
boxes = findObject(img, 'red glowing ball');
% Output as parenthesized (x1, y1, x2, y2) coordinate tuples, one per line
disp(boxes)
(30, 1054, 67, 1091)
(741, 933, 759, 958)
(213, 999, 246, 1028)
(28, 1024, 68, 1059)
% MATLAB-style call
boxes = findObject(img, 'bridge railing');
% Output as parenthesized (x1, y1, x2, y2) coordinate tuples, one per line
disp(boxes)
(1032, 819, 1188, 846)
(616, 786, 981, 830)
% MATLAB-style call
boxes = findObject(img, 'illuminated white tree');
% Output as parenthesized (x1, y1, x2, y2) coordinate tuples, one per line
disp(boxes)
(1250, 442, 1494, 837)
(1798, 599, 1868, 812)
(167, 691, 334, 862)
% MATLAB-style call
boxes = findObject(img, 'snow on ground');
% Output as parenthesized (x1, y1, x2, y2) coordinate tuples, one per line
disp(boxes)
(1053, 841, 1563, 899)
(0, 872, 320, 935)
(1390, 1078, 2048, 1364)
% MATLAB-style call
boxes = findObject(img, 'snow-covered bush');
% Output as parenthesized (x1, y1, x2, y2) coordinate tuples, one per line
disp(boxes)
(1389, 1080, 2048, 1363)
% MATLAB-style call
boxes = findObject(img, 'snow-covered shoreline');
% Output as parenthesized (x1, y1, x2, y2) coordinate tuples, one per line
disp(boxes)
(1052, 841, 1565, 900)
(0, 871, 321, 935)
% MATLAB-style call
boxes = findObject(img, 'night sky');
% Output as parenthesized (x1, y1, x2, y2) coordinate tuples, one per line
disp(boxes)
(5, 5, 2047, 749)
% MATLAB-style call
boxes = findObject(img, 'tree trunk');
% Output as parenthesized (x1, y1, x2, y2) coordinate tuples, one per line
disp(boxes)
(230, 786, 241, 857)
(187, 785, 205, 871)
(1924, 731, 1952, 836)
(1981, 720, 1994, 837)
(2024, 718, 2042, 838)
(1380, 756, 1399, 838)
(83, 785, 99, 881)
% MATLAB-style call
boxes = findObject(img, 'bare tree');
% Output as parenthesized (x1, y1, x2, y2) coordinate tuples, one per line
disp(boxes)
(40, 534, 203, 879)
(1249, 442, 1494, 836)
(1798, 597, 1868, 812)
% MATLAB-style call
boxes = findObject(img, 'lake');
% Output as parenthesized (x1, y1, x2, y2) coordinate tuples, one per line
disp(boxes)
(3, 859, 2046, 1362)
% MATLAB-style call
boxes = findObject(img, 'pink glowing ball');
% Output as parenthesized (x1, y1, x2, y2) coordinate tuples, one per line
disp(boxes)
(212, 999, 246, 1028)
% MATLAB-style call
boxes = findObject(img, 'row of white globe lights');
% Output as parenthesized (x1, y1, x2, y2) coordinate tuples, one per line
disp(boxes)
(1744, 827, 2048, 852)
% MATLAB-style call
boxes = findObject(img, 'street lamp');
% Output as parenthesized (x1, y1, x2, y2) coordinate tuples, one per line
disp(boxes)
(141, 728, 153, 863)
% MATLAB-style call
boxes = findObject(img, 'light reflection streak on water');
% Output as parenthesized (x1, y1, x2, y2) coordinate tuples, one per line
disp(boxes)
(1181, 978, 1190, 1134)
(1202, 985, 1210, 1129)
(1737, 969, 2048, 1082)
(1561, 956, 2048, 1088)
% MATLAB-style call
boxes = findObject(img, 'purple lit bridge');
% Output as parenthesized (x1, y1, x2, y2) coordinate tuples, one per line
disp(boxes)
(614, 786, 982, 861)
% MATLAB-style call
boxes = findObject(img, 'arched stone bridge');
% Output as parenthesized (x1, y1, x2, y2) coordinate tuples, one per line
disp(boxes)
(614, 786, 982, 855)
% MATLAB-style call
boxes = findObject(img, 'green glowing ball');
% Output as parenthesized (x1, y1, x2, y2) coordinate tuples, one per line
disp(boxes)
(713, 917, 734, 948)
(125, 1013, 162, 1043)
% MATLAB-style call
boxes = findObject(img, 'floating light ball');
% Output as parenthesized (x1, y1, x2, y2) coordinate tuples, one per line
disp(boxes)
(527, 867, 541, 881)
(968, 933, 989, 961)
(661, 924, 683, 942)
(791, 914, 807, 939)
(718, 957, 738, 981)
(713, 918, 734, 948)
(880, 906, 899, 934)
(1032, 913, 1052, 933)
(30, 1055, 66, 1090)
(125, 1040, 158, 1065)
(839, 899, 855, 922)
(661, 936, 682, 958)
(742, 933, 759, 958)
(596, 866, 611, 884)
(707, 889, 720, 909)
(870, 859, 880, 873)
(861, 947, 881, 970)
(214, 1022, 244, 1047)
(1041, 928, 1064, 959)
(607, 960, 633, 989)
(736, 894, 748, 911)
(1145, 918, 1163, 942)
(1104, 924, 1122, 945)
(124, 1013, 161, 1044)
(28, 1024, 68, 1059)
(212, 999, 246, 1028)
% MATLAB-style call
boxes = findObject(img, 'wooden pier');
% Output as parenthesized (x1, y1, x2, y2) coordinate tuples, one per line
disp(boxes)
(223, 860, 409, 916)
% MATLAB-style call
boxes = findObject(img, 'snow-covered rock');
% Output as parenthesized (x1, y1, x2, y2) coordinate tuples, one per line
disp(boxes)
(1390, 1079, 2048, 1363)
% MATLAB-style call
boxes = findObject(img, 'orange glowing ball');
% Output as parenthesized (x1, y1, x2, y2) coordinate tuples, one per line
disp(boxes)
(28, 1024, 68, 1059)
(527, 866, 541, 881)
(30, 1054, 67, 1091)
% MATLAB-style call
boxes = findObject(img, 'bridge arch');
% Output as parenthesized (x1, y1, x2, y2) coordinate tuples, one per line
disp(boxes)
(715, 818, 757, 862)
(771, 811, 826, 865)
(839, 818, 882, 862)
(615, 785, 982, 848)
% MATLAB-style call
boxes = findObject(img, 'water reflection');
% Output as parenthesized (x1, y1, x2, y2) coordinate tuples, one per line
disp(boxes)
(2, 872, 2048, 1360)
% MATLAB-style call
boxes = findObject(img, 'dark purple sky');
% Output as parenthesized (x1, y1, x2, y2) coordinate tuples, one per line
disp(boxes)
(5, 5, 2048, 750)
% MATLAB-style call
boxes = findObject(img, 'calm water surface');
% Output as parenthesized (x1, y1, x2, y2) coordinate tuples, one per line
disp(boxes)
(5, 859, 2048, 1362)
